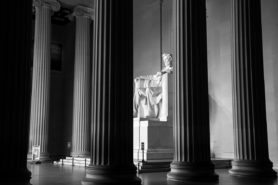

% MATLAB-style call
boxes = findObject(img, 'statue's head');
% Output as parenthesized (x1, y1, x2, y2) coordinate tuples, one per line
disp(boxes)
(162, 53, 172, 67)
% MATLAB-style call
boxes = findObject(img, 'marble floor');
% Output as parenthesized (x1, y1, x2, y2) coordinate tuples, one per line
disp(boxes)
(28, 163, 278, 185)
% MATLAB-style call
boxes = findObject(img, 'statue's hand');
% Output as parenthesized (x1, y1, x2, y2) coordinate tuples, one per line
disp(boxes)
(156, 72, 162, 76)
(162, 66, 173, 73)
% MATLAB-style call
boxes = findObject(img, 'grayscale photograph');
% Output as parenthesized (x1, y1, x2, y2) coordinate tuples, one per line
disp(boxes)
(1, 0, 278, 185)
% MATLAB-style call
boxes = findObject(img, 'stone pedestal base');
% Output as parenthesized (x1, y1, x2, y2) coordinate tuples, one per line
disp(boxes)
(38, 153, 51, 161)
(133, 118, 173, 162)
(138, 161, 171, 173)
(82, 166, 141, 185)
(55, 157, 90, 166)
(167, 162, 218, 182)
(229, 160, 277, 178)
(71, 152, 90, 158)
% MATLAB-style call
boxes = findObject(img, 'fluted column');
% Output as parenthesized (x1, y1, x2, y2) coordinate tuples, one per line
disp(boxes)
(29, 0, 60, 161)
(167, 0, 218, 183)
(82, 0, 141, 185)
(0, 1, 33, 184)
(71, 6, 93, 158)
(229, 0, 277, 178)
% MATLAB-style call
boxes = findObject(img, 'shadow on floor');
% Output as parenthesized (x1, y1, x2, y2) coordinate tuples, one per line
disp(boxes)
(28, 163, 278, 185)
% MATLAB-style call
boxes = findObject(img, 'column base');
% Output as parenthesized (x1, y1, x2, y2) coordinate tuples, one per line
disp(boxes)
(0, 168, 31, 184)
(167, 161, 218, 183)
(229, 160, 277, 178)
(82, 165, 141, 185)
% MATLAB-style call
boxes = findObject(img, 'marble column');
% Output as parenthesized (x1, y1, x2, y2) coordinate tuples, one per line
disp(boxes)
(71, 6, 93, 158)
(229, 0, 277, 178)
(167, 0, 218, 183)
(0, 1, 33, 184)
(82, 0, 141, 185)
(29, 0, 60, 161)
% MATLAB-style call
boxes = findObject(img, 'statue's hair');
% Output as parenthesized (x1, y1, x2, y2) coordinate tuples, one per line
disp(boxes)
(162, 53, 172, 60)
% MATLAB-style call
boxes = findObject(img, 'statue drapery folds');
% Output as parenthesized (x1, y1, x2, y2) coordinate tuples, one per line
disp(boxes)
(133, 53, 173, 119)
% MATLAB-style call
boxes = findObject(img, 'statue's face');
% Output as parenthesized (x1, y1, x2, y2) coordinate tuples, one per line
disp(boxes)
(163, 55, 172, 67)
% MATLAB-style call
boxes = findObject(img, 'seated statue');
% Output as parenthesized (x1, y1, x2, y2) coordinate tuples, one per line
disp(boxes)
(133, 53, 173, 119)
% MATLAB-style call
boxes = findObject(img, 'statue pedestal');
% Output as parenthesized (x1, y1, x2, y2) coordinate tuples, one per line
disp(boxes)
(133, 67, 174, 173)
(133, 118, 173, 162)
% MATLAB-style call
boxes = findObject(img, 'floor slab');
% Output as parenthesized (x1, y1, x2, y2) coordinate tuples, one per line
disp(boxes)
(28, 164, 278, 185)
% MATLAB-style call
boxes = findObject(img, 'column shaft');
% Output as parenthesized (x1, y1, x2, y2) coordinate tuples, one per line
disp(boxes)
(29, 0, 59, 161)
(71, 16, 91, 157)
(29, 4, 52, 161)
(0, 0, 33, 184)
(167, 0, 218, 182)
(230, 0, 277, 178)
(82, 0, 141, 184)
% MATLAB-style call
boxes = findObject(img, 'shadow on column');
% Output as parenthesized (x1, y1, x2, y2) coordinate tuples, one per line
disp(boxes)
(230, 0, 277, 179)
(167, 0, 218, 183)
(81, 0, 141, 184)
(1, 0, 33, 184)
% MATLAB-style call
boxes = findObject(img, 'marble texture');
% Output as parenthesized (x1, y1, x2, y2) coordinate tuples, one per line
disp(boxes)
(133, 119, 173, 161)
(82, 0, 141, 184)
(71, 6, 92, 158)
(28, 164, 278, 185)
(167, 0, 218, 182)
(230, 0, 276, 178)
(29, 0, 60, 161)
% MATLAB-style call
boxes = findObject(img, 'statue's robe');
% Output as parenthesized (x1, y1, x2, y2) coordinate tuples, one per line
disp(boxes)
(133, 74, 163, 119)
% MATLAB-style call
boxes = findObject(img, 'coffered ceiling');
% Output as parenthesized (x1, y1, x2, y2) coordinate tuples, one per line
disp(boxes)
(45, 0, 94, 25)
(59, 0, 94, 8)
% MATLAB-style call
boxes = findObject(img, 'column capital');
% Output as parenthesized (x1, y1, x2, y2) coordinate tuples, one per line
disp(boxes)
(33, 0, 60, 12)
(73, 5, 94, 20)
